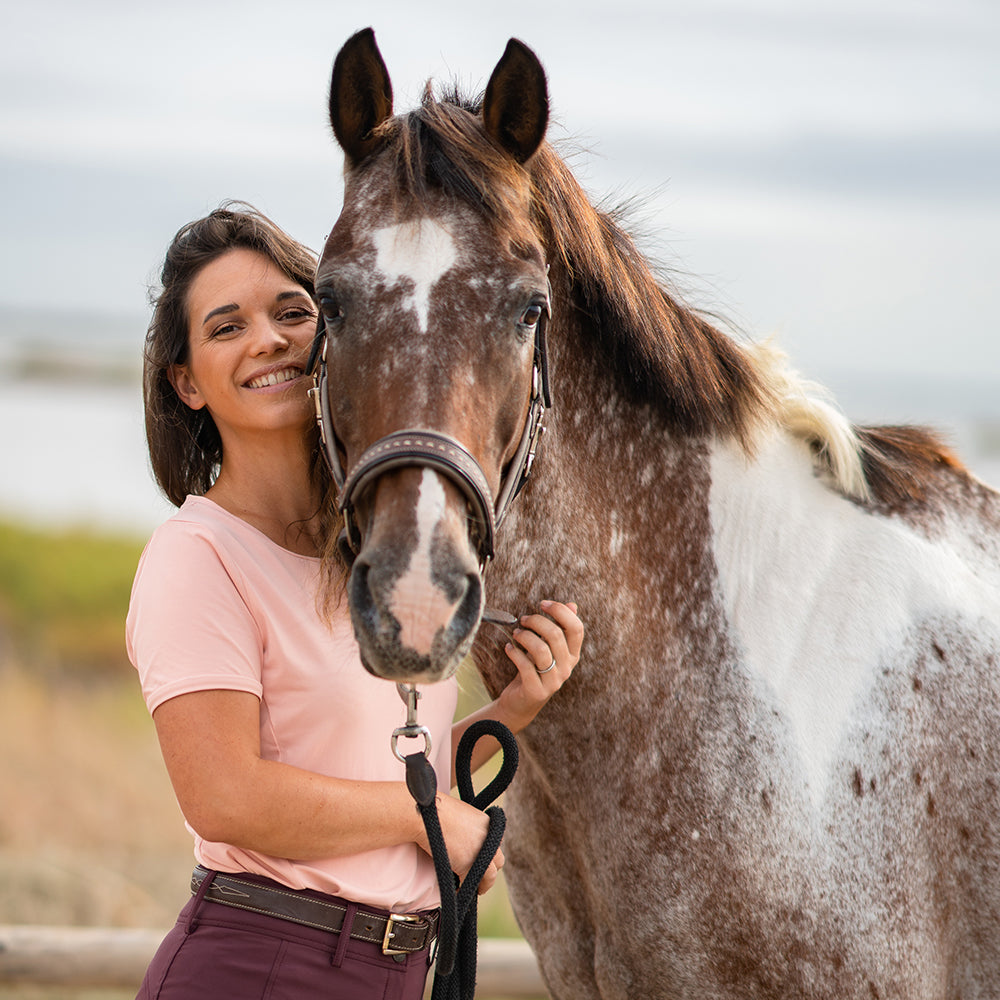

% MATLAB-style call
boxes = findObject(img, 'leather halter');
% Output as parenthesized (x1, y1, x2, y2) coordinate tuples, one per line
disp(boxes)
(306, 297, 551, 568)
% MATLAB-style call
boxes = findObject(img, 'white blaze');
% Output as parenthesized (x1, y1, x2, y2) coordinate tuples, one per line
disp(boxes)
(389, 469, 460, 656)
(372, 219, 457, 333)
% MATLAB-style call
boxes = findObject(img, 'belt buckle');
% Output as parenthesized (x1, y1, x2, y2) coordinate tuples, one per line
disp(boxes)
(382, 912, 423, 955)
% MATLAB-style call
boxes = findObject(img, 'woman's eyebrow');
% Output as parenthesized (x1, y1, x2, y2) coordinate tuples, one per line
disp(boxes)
(276, 290, 313, 304)
(202, 303, 238, 325)
(201, 291, 311, 326)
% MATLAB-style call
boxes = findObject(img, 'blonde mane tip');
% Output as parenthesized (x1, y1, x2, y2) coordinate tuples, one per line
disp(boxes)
(747, 340, 871, 502)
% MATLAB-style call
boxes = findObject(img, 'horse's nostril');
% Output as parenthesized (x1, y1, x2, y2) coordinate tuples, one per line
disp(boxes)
(450, 572, 483, 636)
(348, 559, 376, 627)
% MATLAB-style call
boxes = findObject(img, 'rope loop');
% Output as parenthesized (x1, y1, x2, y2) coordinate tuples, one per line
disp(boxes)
(405, 719, 519, 1000)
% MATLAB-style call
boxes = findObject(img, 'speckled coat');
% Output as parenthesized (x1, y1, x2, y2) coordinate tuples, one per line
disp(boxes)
(322, 29, 1000, 999)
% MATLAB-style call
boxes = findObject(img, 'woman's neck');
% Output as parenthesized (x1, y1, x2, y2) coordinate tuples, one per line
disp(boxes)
(206, 433, 324, 556)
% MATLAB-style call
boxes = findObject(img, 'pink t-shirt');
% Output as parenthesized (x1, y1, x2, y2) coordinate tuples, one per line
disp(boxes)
(125, 495, 457, 912)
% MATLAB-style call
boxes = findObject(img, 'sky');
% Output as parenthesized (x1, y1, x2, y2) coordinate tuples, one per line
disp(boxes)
(1, 0, 997, 394)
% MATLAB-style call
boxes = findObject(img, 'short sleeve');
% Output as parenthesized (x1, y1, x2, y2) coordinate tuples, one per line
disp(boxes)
(126, 519, 264, 714)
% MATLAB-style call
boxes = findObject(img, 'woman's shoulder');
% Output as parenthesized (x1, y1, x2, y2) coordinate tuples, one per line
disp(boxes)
(171, 493, 241, 533)
(145, 495, 267, 554)
(137, 495, 291, 593)
(159, 496, 320, 563)
(138, 496, 229, 560)
(135, 495, 323, 603)
(132, 497, 235, 588)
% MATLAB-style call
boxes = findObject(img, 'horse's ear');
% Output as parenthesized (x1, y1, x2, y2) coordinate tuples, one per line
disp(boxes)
(482, 39, 549, 164)
(329, 28, 394, 165)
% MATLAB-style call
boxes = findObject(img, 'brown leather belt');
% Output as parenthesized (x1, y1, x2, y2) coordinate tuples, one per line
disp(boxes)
(191, 866, 438, 955)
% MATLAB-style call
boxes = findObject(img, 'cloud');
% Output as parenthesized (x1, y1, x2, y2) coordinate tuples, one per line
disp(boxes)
(596, 128, 1000, 203)
(0, 0, 996, 381)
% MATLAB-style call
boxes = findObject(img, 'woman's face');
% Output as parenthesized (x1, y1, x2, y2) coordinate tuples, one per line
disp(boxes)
(170, 248, 318, 446)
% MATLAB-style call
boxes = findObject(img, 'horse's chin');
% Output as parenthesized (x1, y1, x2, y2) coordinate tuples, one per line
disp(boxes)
(353, 629, 473, 685)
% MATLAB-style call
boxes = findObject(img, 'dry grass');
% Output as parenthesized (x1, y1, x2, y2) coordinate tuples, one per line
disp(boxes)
(0, 659, 522, 933)
(0, 665, 193, 931)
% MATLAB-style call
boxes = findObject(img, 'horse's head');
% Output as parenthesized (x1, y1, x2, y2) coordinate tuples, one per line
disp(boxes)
(315, 29, 551, 682)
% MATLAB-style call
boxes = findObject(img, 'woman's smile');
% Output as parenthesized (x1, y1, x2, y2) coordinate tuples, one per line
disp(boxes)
(244, 364, 306, 391)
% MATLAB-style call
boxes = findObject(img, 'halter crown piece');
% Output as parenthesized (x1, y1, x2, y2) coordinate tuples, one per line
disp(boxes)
(306, 293, 552, 571)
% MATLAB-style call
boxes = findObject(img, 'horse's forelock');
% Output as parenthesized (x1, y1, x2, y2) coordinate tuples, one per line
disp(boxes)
(368, 86, 539, 253)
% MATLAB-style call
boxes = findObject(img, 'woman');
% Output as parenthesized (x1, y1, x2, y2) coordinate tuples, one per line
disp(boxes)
(126, 203, 583, 998)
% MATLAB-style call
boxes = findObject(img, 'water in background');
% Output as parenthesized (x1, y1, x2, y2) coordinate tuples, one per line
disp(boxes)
(1, 308, 998, 536)
(0, 306, 173, 534)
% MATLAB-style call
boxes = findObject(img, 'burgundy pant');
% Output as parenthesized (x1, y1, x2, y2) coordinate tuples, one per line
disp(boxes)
(137, 877, 433, 1000)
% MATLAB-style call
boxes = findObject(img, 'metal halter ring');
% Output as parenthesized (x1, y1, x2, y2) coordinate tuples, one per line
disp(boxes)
(391, 725, 433, 763)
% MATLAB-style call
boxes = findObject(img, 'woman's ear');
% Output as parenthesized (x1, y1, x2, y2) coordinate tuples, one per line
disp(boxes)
(168, 364, 207, 410)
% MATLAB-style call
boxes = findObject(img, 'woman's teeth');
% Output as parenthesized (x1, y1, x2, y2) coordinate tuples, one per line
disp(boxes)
(247, 368, 301, 389)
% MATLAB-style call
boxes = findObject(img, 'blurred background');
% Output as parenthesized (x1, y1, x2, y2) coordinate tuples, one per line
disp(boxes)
(2, 0, 999, 527)
(0, 0, 997, 993)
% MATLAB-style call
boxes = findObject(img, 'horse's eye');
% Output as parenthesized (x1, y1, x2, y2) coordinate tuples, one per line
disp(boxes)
(318, 290, 343, 323)
(520, 304, 544, 328)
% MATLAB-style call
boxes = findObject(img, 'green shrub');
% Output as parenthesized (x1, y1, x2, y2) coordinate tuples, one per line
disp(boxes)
(0, 520, 145, 675)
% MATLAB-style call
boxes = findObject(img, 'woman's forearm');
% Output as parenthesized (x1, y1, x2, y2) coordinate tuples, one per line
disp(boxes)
(153, 689, 423, 860)
(188, 758, 424, 860)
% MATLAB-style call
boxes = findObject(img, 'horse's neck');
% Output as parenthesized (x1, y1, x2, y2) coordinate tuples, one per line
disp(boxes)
(490, 303, 1000, 811)
(487, 340, 720, 686)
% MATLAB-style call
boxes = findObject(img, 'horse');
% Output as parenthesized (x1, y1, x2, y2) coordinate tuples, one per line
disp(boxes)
(314, 28, 1000, 998)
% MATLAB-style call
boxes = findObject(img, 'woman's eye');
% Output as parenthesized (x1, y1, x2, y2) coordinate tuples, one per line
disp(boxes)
(210, 322, 240, 338)
(279, 307, 317, 323)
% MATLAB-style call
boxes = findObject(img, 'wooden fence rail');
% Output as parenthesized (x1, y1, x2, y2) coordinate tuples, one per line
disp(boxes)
(0, 925, 548, 997)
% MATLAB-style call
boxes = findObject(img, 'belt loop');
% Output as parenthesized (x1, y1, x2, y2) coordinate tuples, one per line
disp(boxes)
(186, 868, 217, 935)
(330, 901, 357, 967)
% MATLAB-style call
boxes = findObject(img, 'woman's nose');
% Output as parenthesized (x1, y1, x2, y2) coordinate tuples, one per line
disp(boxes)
(250, 319, 290, 354)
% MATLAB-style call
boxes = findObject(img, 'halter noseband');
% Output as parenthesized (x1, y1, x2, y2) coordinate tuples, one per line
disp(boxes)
(306, 297, 551, 569)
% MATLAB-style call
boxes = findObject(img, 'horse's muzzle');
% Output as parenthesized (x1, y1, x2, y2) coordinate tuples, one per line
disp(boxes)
(347, 541, 484, 683)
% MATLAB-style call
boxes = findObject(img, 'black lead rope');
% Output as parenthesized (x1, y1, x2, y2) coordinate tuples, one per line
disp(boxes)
(404, 720, 519, 1000)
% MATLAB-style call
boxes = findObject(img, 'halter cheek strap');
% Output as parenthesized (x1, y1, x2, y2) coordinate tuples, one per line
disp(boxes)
(306, 314, 342, 482)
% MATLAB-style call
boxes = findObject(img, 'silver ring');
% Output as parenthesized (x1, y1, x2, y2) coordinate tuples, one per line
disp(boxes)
(536, 657, 557, 675)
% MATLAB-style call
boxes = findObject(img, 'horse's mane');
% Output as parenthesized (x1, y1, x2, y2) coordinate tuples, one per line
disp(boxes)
(371, 85, 964, 507)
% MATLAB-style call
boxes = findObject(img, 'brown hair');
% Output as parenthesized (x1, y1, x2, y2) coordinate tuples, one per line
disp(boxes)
(384, 88, 972, 509)
(144, 201, 321, 506)
(407, 89, 971, 509)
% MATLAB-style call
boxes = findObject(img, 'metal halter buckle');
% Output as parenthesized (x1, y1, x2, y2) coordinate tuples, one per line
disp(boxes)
(382, 911, 424, 955)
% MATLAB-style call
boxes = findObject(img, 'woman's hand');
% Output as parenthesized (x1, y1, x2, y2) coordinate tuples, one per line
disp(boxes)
(448, 599, 582, 807)
(497, 600, 583, 734)
(417, 793, 505, 895)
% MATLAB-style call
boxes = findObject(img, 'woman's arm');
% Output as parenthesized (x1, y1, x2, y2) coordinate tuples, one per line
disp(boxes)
(451, 600, 583, 783)
(153, 688, 503, 891)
